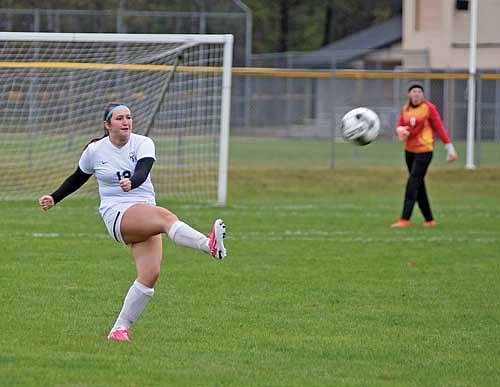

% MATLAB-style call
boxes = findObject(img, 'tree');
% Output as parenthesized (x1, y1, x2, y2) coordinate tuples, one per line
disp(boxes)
(243, 0, 399, 53)
(4, 0, 401, 54)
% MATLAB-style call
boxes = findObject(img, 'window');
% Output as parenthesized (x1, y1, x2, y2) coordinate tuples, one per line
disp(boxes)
(456, 0, 469, 11)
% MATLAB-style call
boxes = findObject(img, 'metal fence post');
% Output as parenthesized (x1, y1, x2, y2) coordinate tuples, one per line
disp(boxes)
(476, 76, 482, 166)
(329, 54, 337, 170)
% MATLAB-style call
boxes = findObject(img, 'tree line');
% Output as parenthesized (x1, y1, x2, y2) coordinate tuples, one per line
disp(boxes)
(5, 0, 401, 53)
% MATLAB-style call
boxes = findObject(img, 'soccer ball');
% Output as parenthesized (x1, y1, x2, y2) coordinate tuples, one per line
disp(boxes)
(340, 107, 380, 146)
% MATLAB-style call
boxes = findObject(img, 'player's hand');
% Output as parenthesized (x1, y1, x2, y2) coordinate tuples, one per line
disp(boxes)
(396, 126, 410, 141)
(120, 178, 132, 192)
(445, 143, 458, 162)
(39, 195, 55, 211)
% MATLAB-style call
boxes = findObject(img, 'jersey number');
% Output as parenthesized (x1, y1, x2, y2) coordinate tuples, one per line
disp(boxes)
(116, 171, 131, 180)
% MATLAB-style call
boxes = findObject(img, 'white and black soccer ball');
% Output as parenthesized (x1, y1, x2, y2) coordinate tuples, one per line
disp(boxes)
(340, 107, 380, 146)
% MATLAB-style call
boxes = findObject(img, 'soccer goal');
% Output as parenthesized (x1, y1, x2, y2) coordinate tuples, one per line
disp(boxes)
(0, 32, 233, 205)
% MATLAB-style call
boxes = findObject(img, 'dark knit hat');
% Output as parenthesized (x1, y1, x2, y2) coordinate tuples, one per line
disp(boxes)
(408, 82, 424, 92)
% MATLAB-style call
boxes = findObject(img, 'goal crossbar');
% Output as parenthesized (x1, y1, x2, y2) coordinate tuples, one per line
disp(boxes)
(0, 32, 233, 44)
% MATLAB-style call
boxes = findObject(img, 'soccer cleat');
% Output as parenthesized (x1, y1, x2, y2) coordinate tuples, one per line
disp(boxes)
(208, 219, 227, 260)
(107, 329, 131, 342)
(391, 219, 411, 228)
(423, 220, 437, 227)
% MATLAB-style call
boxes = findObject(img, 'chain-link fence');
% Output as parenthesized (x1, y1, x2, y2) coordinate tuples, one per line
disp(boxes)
(231, 67, 500, 168)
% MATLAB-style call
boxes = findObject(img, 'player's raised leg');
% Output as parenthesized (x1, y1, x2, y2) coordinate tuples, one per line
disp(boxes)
(120, 204, 227, 259)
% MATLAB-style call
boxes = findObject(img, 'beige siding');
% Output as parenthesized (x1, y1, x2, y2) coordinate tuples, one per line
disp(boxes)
(418, 0, 442, 31)
(403, 0, 500, 69)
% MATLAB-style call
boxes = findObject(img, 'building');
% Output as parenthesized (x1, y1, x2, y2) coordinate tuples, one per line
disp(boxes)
(261, 0, 499, 71)
(403, 0, 500, 69)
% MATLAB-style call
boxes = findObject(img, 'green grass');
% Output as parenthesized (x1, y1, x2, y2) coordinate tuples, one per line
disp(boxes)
(1, 166, 500, 386)
(229, 138, 500, 168)
(2, 136, 500, 201)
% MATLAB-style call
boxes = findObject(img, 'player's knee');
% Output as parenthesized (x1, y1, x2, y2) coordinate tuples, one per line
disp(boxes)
(158, 207, 178, 227)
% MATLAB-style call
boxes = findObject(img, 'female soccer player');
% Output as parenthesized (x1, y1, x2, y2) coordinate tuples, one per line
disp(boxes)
(391, 83, 457, 228)
(39, 103, 227, 341)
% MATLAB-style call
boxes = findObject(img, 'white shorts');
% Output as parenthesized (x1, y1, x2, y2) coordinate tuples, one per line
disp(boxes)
(100, 200, 155, 245)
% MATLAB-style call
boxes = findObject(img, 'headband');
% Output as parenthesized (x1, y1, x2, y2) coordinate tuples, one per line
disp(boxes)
(105, 105, 130, 121)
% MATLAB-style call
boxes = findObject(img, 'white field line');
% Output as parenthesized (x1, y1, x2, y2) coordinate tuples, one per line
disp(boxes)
(234, 235, 499, 243)
(4, 232, 109, 239)
(220, 203, 500, 212)
(231, 231, 499, 243)
(1, 229, 498, 244)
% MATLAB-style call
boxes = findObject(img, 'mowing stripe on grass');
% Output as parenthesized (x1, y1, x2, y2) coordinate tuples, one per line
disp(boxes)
(1, 231, 497, 244)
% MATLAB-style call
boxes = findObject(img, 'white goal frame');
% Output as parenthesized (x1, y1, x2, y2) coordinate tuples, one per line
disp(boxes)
(0, 32, 233, 205)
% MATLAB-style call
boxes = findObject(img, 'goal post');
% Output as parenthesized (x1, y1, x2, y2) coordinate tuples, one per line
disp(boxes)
(0, 32, 233, 205)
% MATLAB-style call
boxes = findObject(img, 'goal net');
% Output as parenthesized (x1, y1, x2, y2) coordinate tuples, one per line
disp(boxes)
(0, 32, 233, 205)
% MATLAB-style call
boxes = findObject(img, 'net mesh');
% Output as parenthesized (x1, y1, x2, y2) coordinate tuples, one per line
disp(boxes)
(0, 36, 227, 202)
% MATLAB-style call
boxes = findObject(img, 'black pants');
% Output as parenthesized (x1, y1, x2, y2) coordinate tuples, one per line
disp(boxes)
(401, 151, 434, 221)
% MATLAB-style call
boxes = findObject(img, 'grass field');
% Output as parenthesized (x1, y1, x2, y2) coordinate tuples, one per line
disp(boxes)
(2, 135, 500, 201)
(229, 138, 500, 169)
(1, 141, 500, 385)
